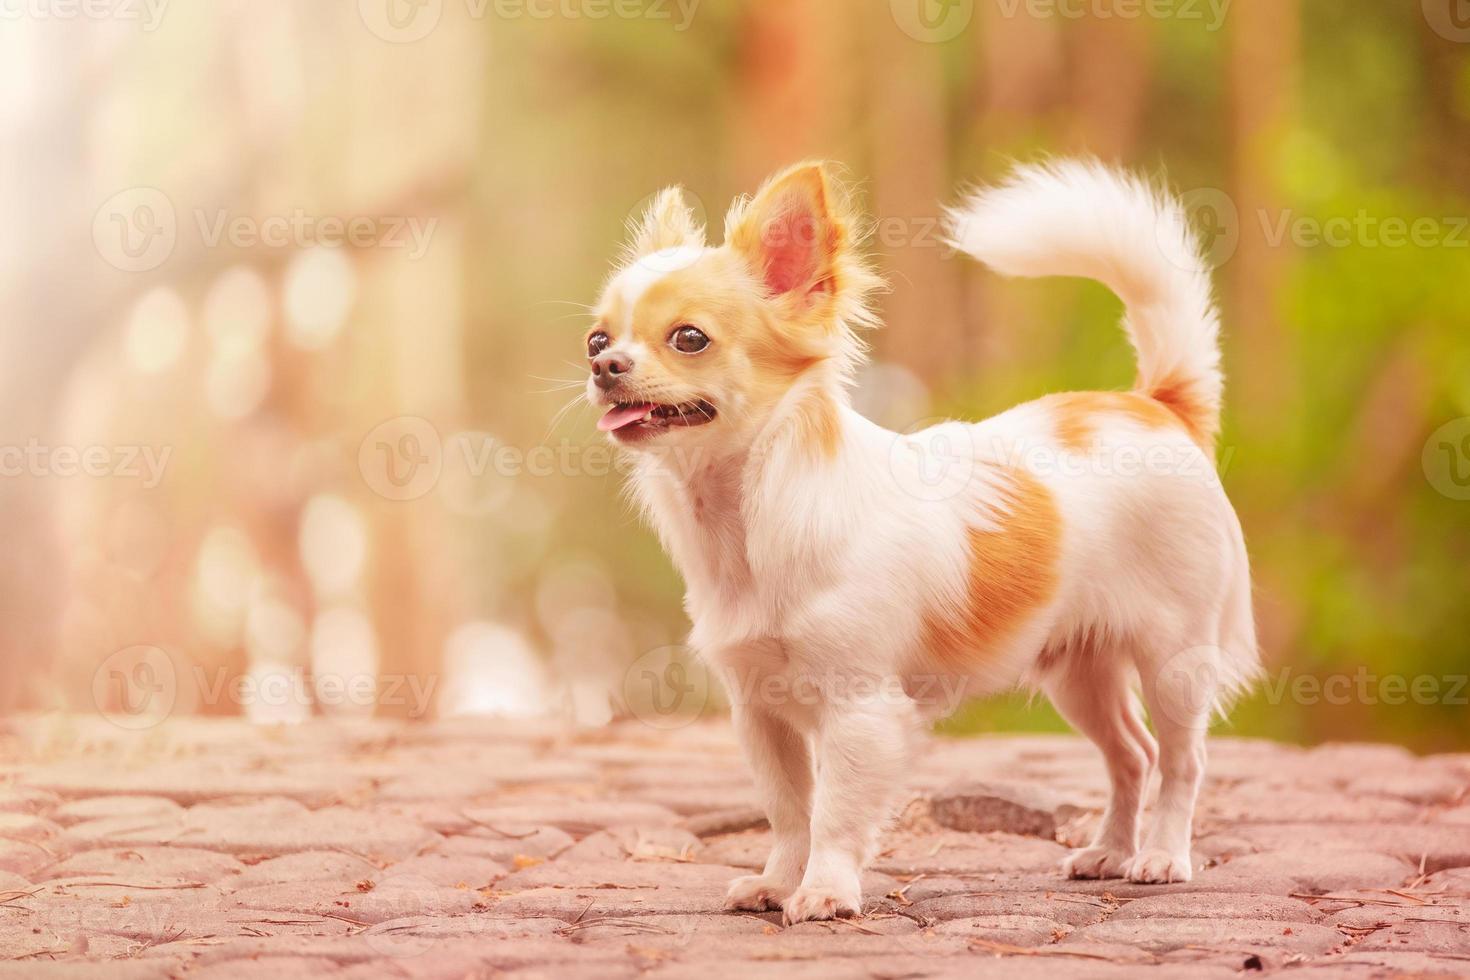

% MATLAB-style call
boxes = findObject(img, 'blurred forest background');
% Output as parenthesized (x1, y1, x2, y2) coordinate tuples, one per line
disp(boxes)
(1, 0, 1466, 749)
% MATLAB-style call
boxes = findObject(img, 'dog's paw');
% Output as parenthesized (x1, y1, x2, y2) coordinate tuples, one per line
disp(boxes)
(1124, 848, 1195, 884)
(1062, 844, 1134, 880)
(724, 874, 794, 912)
(780, 886, 861, 925)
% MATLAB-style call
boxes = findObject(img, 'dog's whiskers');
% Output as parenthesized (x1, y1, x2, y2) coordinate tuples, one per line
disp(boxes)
(545, 391, 591, 438)
(536, 299, 598, 313)
(528, 374, 589, 394)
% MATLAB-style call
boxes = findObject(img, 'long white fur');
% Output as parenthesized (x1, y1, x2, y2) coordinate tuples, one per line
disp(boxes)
(947, 160, 1223, 429)
(602, 161, 1260, 923)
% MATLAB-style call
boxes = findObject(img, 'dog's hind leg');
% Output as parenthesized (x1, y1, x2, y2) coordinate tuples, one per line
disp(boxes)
(1044, 640, 1157, 879)
(1127, 638, 1219, 883)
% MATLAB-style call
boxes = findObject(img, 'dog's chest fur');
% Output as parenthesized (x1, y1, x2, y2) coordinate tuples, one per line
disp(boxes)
(633, 449, 837, 698)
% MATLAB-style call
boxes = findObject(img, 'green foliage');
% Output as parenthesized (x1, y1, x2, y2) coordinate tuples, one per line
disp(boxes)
(947, 9, 1467, 752)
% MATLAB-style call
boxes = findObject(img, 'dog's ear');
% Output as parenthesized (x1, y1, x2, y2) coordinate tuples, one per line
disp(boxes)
(627, 187, 704, 258)
(726, 163, 841, 302)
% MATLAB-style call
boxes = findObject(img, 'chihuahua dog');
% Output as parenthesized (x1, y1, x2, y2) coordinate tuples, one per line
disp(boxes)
(585, 160, 1258, 924)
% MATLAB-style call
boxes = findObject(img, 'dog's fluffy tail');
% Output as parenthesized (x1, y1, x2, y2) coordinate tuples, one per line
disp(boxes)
(946, 160, 1223, 446)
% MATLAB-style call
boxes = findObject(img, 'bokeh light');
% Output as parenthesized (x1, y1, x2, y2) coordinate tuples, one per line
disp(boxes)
(203, 266, 272, 355)
(244, 590, 306, 666)
(192, 527, 260, 648)
(124, 287, 189, 374)
(282, 247, 356, 350)
(441, 622, 549, 719)
(298, 494, 368, 601)
(0, 5, 1463, 754)
(205, 347, 272, 419)
(309, 606, 378, 717)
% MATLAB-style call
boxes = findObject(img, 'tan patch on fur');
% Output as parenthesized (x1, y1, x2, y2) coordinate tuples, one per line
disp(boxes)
(596, 247, 850, 456)
(589, 163, 884, 453)
(1045, 390, 1208, 453)
(723, 162, 884, 373)
(792, 392, 841, 460)
(631, 261, 750, 350)
(1142, 373, 1214, 449)
(922, 469, 1060, 668)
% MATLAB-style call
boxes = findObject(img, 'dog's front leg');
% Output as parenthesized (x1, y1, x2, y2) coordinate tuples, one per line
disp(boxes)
(724, 704, 813, 912)
(781, 691, 916, 925)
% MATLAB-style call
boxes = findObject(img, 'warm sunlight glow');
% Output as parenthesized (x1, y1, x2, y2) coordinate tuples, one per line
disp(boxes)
(191, 527, 259, 646)
(242, 661, 310, 726)
(205, 347, 272, 419)
(309, 606, 379, 717)
(441, 622, 549, 718)
(203, 265, 272, 355)
(298, 494, 368, 600)
(283, 247, 356, 350)
(125, 287, 190, 374)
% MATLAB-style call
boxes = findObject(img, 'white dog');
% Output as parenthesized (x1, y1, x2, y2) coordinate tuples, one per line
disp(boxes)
(585, 160, 1259, 924)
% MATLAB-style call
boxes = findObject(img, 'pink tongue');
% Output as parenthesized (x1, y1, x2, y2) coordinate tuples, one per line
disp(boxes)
(598, 403, 653, 432)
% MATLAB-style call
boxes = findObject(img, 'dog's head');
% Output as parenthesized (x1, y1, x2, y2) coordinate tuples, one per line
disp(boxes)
(587, 163, 879, 452)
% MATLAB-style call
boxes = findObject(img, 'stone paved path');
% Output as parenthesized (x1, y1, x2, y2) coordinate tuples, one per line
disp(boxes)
(0, 715, 1467, 978)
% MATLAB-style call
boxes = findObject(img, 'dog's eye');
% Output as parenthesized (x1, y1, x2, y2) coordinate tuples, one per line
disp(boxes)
(670, 325, 710, 354)
(587, 331, 611, 358)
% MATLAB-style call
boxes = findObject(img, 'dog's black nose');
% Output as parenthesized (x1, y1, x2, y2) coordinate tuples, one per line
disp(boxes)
(592, 351, 633, 390)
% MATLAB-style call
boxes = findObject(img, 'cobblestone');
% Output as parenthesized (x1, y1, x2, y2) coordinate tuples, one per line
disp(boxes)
(0, 715, 1465, 976)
